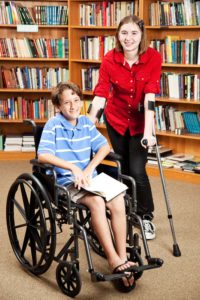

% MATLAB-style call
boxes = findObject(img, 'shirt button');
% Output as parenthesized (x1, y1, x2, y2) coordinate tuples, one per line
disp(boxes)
(115, 80, 118, 83)
(130, 89, 133, 92)
(128, 119, 130, 121)
(130, 80, 133, 83)
(128, 104, 131, 107)
(130, 95, 133, 98)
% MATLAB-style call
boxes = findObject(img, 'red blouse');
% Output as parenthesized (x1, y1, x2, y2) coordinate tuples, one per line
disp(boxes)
(94, 47, 162, 136)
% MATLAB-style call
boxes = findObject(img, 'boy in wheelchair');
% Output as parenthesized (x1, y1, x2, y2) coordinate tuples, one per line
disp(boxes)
(37, 81, 136, 290)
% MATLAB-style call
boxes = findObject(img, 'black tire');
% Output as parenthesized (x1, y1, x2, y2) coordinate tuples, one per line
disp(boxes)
(6, 173, 56, 275)
(56, 262, 81, 297)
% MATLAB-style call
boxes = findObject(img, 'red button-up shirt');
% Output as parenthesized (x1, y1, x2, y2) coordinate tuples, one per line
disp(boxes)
(94, 47, 162, 136)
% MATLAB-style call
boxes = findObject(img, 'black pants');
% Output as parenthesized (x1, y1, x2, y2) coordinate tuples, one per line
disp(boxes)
(105, 118, 154, 218)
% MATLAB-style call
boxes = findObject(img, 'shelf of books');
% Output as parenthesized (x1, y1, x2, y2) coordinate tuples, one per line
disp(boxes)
(0, 0, 200, 183)
(142, 0, 200, 183)
(0, 0, 69, 159)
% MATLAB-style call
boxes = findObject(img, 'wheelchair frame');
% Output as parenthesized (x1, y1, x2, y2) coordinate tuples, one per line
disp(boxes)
(6, 119, 163, 297)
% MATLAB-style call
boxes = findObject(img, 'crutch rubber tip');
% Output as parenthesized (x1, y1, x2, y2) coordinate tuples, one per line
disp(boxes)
(173, 244, 181, 257)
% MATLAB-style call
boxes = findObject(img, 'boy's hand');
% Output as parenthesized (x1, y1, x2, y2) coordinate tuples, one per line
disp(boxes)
(71, 165, 90, 190)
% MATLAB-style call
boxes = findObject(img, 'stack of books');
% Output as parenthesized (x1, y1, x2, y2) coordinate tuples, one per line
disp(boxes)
(22, 135, 35, 152)
(160, 153, 200, 173)
(4, 135, 22, 151)
(147, 145, 173, 166)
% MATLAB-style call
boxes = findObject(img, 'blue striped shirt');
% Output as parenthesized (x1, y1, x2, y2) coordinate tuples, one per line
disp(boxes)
(37, 113, 108, 185)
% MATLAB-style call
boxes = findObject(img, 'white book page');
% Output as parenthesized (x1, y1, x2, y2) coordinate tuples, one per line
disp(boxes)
(82, 172, 128, 202)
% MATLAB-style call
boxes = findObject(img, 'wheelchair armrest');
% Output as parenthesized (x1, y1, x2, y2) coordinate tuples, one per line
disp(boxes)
(30, 158, 55, 170)
(104, 152, 123, 162)
(23, 118, 37, 129)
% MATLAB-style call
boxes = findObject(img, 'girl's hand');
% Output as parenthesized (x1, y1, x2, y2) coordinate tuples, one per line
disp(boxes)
(141, 136, 156, 148)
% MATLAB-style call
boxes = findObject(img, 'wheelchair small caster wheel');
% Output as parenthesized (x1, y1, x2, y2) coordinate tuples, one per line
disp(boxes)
(56, 261, 81, 297)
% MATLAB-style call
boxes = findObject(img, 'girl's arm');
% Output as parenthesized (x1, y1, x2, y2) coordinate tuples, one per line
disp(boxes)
(141, 93, 156, 148)
(38, 153, 89, 188)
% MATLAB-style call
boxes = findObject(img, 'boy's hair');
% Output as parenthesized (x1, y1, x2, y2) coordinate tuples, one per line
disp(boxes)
(115, 15, 148, 54)
(51, 81, 83, 107)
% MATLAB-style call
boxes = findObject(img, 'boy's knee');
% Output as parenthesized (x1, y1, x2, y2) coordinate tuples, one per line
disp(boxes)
(87, 195, 106, 212)
(107, 195, 126, 214)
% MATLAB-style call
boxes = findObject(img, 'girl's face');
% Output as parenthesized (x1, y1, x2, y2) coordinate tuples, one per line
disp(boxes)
(58, 89, 83, 125)
(118, 22, 142, 53)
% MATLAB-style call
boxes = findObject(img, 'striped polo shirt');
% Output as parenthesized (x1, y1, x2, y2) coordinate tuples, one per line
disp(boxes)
(37, 113, 108, 185)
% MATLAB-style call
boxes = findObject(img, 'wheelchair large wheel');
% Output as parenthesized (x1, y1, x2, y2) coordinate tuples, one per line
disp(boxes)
(56, 261, 81, 297)
(6, 173, 56, 275)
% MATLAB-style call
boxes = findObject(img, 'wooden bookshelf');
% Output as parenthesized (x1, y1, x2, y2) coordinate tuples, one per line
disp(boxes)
(0, 0, 69, 155)
(0, 0, 200, 183)
(142, 0, 200, 182)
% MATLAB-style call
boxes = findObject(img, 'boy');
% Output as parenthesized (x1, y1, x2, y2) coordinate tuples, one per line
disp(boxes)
(38, 82, 135, 288)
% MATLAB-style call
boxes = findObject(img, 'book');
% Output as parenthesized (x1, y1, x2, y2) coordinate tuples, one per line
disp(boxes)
(0, 134, 3, 150)
(82, 172, 128, 202)
(166, 153, 194, 162)
(148, 146, 172, 158)
(181, 162, 197, 172)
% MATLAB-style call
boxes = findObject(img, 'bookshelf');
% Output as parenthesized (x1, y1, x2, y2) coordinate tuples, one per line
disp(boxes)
(0, 0, 69, 157)
(0, 0, 200, 184)
(142, 0, 200, 184)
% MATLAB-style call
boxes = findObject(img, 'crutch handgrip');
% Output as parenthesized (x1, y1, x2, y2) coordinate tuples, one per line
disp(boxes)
(141, 139, 148, 146)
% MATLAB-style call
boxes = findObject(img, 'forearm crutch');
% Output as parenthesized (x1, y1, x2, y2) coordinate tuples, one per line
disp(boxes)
(151, 121, 181, 257)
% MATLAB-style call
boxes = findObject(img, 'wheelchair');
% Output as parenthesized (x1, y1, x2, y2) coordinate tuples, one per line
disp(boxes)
(6, 119, 163, 297)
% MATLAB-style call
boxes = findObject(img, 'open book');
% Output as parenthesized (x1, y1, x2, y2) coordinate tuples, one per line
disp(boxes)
(82, 172, 128, 202)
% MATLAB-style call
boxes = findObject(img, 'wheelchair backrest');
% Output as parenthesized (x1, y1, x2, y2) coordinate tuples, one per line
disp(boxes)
(33, 125, 44, 158)
(24, 119, 44, 158)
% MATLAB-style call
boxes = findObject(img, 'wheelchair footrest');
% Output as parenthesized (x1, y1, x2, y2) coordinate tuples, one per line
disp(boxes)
(91, 272, 125, 282)
(91, 258, 163, 283)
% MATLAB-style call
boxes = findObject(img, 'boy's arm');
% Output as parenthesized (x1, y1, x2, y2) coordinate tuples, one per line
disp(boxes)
(84, 143, 110, 177)
(38, 153, 89, 188)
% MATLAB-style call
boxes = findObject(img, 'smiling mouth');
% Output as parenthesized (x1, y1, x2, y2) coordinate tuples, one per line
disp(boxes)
(124, 43, 133, 46)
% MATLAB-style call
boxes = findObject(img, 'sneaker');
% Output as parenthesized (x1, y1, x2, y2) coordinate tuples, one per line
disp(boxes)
(143, 219, 156, 240)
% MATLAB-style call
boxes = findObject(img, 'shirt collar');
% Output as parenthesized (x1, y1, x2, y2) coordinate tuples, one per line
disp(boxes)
(57, 113, 82, 130)
(113, 47, 150, 65)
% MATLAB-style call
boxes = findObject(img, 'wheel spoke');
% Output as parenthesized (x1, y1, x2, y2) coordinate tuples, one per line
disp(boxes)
(29, 232, 37, 266)
(20, 183, 30, 217)
(12, 197, 27, 223)
(29, 223, 46, 253)
(21, 228, 30, 257)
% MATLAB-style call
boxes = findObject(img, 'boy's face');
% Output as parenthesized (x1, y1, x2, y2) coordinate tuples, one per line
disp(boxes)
(58, 89, 83, 125)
